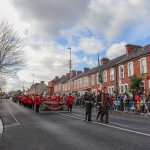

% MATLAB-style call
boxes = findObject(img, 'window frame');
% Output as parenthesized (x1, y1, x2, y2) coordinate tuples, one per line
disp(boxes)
(108, 86, 114, 95)
(128, 62, 134, 77)
(103, 70, 107, 82)
(139, 57, 147, 74)
(110, 68, 114, 81)
(119, 65, 124, 78)
(91, 75, 95, 85)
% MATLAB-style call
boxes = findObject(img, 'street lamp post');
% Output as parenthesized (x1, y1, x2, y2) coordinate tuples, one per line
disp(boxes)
(68, 47, 72, 93)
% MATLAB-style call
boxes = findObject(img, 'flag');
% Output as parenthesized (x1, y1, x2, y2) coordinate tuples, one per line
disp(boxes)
(98, 54, 103, 90)
(127, 91, 133, 98)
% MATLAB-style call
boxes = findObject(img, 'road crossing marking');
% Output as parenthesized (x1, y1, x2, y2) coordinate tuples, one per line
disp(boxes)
(56, 112, 150, 137)
(4, 100, 20, 125)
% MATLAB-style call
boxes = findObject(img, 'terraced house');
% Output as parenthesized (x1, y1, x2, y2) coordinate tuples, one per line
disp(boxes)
(48, 44, 150, 95)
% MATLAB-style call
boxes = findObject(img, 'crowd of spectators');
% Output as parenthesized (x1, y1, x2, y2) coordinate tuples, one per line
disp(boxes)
(73, 89, 150, 115)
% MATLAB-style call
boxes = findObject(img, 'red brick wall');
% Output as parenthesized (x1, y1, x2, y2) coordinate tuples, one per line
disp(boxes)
(118, 54, 150, 90)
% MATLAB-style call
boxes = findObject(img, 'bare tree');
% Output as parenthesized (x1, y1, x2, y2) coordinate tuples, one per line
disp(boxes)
(0, 19, 25, 76)
(0, 76, 6, 89)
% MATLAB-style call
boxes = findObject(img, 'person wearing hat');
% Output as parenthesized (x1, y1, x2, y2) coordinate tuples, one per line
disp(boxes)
(84, 88, 95, 121)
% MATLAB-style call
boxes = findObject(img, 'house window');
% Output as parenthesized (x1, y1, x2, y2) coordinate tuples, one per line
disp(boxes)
(63, 84, 65, 91)
(97, 73, 99, 84)
(140, 81, 145, 90)
(74, 80, 77, 89)
(140, 57, 147, 74)
(103, 71, 107, 82)
(119, 65, 124, 78)
(79, 78, 82, 88)
(84, 77, 88, 87)
(92, 89, 97, 96)
(68, 82, 70, 90)
(110, 68, 114, 81)
(128, 62, 134, 77)
(91, 75, 95, 85)
(108, 86, 114, 95)
(120, 84, 128, 93)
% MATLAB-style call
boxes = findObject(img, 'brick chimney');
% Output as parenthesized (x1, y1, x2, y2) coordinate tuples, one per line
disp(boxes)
(84, 67, 89, 73)
(125, 44, 142, 56)
(66, 73, 70, 78)
(71, 70, 76, 77)
(62, 75, 66, 79)
(41, 81, 44, 84)
(55, 76, 59, 82)
(101, 57, 110, 65)
(77, 71, 82, 75)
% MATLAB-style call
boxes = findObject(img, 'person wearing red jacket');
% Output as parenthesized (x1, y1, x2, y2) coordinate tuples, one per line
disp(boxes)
(67, 93, 74, 112)
(34, 95, 40, 113)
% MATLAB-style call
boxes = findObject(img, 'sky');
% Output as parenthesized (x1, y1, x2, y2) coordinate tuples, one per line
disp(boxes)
(0, 0, 150, 92)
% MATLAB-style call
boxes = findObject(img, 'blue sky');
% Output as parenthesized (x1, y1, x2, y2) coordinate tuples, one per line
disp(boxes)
(0, 0, 150, 91)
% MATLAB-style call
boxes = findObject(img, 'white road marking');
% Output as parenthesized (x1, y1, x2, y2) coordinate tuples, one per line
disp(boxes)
(4, 100, 20, 125)
(0, 118, 4, 138)
(56, 112, 150, 137)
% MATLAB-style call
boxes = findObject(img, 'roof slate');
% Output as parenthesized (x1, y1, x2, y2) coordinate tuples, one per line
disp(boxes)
(118, 44, 150, 64)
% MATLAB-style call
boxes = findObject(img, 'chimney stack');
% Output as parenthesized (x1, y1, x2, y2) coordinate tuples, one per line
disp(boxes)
(84, 67, 89, 73)
(66, 73, 70, 78)
(125, 44, 142, 56)
(71, 70, 76, 77)
(77, 71, 82, 75)
(55, 76, 59, 82)
(101, 57, 109, 65)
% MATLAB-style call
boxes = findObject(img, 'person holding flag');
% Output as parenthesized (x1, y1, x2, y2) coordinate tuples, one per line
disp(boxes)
(97, 54, 110, 123)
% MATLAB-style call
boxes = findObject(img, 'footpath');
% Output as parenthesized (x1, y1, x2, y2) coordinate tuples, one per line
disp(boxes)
(74, 106, 150, 117)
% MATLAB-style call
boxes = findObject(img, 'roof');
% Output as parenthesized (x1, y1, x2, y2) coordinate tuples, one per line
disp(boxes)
(101, 54, 126, 70)
(118, 44, 150, 64)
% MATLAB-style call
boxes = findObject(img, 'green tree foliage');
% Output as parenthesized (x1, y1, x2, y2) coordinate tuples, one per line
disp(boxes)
(130, 74, 143, 90)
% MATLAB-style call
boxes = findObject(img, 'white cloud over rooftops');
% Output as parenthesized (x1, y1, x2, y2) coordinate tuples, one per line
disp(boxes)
(106, 42, 126, 59)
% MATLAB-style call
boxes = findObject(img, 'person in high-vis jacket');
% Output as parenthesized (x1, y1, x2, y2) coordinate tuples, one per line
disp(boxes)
(84, 88, 95, 121)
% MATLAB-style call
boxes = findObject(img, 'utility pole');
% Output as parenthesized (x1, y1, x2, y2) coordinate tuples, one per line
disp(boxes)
(23, 80, 25, 95)
(32, 74, 34, 85)
(68, 47, 72, 93)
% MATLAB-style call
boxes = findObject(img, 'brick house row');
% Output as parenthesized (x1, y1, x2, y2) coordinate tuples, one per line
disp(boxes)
(48, 44, 150, 96)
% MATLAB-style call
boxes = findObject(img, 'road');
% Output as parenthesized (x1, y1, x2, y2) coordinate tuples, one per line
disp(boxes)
(0, 99, 150, 150)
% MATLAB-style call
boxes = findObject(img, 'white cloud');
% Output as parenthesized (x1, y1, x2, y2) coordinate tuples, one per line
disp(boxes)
(82, 0, 150, 40)
(79, 37, 104, 54)
(106, 42, 126, 59)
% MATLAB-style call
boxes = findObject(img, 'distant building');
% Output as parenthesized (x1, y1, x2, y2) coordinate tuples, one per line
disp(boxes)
(26, 81, 48, 95)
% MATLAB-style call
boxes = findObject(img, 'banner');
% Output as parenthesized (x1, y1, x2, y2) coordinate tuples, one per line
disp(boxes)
(40, 97, 68, 111)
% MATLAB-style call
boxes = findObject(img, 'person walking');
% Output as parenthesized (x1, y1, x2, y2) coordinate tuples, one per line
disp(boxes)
(67, 93, 73, 112)
(101, 93, 110, 123)
(96, 90, 102, 120)
(34, 95, 40, 113)
(84, 88, 95, 121)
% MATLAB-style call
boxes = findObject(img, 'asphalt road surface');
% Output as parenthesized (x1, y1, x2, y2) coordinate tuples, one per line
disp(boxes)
(0, 99, 150, 150)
